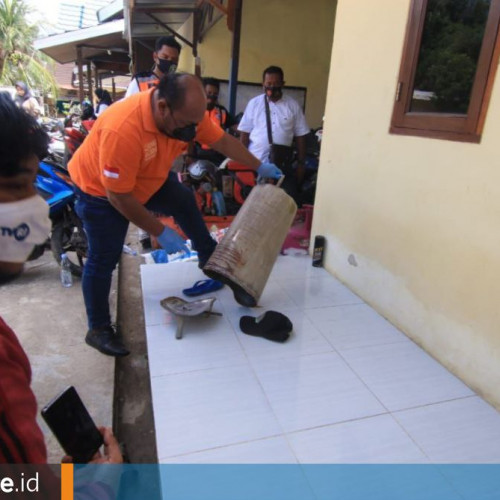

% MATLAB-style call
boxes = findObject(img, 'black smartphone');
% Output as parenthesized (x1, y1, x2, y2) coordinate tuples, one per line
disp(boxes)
(41, 386, 104, 463)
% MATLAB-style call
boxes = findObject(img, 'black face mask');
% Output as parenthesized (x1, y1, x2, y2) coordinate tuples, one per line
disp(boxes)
(168, 124, 197, 142)
(265, 86, 283, 100)
(157, 58, 177, 75)
(207, 95, 217, 110)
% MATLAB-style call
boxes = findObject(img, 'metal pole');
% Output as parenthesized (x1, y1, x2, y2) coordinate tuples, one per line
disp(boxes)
(77, 46, 84, 104)
(193, 8, 201, 77)
(87, 63, 93, 102)
(94, 65, 99, 93)
(228, 0, 242, 116)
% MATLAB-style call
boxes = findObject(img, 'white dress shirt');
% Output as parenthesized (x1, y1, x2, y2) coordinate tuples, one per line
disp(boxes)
(237, 93, 310, 162)
(124, 78, 140, 98)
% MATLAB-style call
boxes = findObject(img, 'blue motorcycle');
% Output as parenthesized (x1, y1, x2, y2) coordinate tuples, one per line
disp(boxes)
(32, 160, 87, 277)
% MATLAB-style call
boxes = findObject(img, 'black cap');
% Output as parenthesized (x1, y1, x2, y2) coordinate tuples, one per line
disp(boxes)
(239, 311, 293, 343)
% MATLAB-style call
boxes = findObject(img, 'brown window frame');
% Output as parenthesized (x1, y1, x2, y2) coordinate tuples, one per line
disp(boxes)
(390, 0, 500, 143)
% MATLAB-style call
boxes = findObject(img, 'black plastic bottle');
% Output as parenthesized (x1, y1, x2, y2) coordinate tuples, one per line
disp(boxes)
(312, 236, 325, 267)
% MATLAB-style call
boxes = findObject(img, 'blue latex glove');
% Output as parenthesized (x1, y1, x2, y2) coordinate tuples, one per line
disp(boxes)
(156, 226, 189, 254)
(257, 162, 283, 179)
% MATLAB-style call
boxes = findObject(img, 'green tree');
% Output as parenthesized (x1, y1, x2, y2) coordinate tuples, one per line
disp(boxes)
(0, 0, 57, 97)
(414, 0, 490, 113)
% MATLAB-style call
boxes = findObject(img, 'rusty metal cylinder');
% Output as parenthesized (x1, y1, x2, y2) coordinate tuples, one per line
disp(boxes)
(204, 183, 297, 307)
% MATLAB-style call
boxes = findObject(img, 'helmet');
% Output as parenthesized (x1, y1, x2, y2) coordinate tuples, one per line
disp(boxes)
(187, 160, 217, 181)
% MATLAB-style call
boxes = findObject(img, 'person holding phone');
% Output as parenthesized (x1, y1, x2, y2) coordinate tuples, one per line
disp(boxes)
(0, 94, 122, 466)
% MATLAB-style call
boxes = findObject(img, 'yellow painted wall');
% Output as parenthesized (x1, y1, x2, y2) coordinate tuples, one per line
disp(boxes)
(313, 0, 500, 407)
(177, 0, 337, 128)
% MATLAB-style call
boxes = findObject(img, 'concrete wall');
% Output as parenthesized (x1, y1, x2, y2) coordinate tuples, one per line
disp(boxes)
(313, 0, 500, 407)
(177, 0, 337, 128)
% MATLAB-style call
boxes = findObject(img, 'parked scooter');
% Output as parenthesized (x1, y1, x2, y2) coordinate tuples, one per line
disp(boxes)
(32, 160, 87, 276)
(63, 118, 94, 165)
(41, 118, 66, 165)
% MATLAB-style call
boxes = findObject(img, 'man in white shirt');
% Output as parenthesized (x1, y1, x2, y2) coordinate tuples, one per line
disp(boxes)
(238, 66, 310, 202)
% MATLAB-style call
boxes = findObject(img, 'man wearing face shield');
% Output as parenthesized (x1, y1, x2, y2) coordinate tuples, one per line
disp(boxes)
(238, 66, 310, 203)
(125, 36, 181, 98)
(68, 73, 282, 357)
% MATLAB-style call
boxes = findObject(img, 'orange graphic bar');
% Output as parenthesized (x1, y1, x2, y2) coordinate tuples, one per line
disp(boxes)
(61, 463, 74, 500)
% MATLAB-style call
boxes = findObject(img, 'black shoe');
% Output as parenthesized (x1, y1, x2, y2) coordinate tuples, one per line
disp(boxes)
(85, 326, 130, 357)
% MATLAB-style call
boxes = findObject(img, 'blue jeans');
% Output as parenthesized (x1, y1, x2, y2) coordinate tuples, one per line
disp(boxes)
(75, 172, 216, 330)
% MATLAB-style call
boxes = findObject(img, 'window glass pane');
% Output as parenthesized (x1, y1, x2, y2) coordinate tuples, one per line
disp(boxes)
(410, 0, 491, 114)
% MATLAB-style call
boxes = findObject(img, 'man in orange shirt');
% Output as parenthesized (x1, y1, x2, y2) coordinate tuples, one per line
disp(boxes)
(69, 73, 282, 356)
(192, 77, 237, 165)
(204, 77, 235, 130)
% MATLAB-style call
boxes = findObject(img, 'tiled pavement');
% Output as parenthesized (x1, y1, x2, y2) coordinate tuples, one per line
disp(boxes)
(140, 255, 500, 464)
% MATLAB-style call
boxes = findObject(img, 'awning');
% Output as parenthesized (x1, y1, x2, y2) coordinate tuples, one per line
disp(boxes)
(34, 1, 240, 108)
(129, 0, 198, 40)
(125, 1, 230, 54)
(34, 19, 128, 66)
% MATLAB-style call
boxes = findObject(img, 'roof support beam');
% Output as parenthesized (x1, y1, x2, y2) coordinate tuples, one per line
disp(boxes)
(91, 60, 129, 72)
(228, 0, 242, 116)
(134, 7, 195, 14)
(145, 13, 194, 48)
(78, 43, 129, 54)
(77, 45, 84, 102)
(94, 64, 99, 92)
(204, 0, 228, 15)
(136, 39, 154, 52)
(199, 5, 224, 42)
(87, 63, 93, 101)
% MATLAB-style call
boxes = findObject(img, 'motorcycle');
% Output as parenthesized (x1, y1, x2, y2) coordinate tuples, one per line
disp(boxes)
(178, 156, 258, 217)
(63, 118, 94, 165)
(41, 118, 66, 165)
(32, 160, 87, 277)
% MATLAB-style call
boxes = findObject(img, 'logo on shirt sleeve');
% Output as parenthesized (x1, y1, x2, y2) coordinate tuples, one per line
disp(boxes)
(103, 165, 120, 179)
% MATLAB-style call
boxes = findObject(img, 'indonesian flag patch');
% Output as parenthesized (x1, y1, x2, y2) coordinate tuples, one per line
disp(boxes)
(103, 165, 120, 179)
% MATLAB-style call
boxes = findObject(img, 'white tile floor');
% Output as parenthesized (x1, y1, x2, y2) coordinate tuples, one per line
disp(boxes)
(140, 255, 500, 464)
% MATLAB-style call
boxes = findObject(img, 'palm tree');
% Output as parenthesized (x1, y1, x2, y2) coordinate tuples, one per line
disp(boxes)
(0, 0, 57, 97)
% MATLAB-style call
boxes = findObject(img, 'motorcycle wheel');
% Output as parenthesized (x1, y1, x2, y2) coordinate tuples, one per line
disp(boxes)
(50, 215, 87, 277)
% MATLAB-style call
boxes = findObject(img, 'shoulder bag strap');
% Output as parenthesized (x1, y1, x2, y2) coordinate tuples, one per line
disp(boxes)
(264, 95, 273, 146)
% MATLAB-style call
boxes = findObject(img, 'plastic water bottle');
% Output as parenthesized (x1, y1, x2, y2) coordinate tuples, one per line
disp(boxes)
(60, 253, 73, 287)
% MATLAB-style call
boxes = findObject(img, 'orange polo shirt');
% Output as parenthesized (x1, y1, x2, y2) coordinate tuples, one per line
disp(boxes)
(68, 89, 225, 204)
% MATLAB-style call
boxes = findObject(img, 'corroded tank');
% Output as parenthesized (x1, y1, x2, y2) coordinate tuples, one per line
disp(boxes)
(204, 183, 297, 307)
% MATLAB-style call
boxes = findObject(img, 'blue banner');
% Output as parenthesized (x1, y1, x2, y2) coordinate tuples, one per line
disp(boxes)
(67, 464, 500, 500)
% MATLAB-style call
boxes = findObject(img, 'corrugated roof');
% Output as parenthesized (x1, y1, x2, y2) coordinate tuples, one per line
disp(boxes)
(54, 0, 112, 33)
